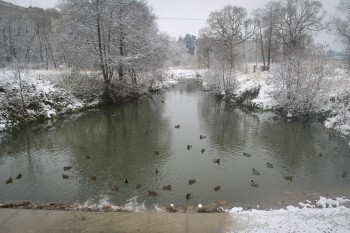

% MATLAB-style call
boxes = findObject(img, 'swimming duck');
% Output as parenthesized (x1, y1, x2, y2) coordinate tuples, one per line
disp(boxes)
(186, 193, 194, 200)
(163, 185, 172, 191)
(16, 173, 22, 179)
(250, 180, 259, 187)
(284, 176, 293, 182)
(90, 176, 97, 181)
(63, 166, 72, 171)
(213, 158, 220, 164)
(136, 184, 142, 189)
(267, 162, 273, 168)
(124, 178, 129, 184)
(85, 155, 92, 159)
(62, 174, 69, 179)
(243, 152, 251, 157)
(201, 149, 205, 153)
(199, 135, 206, 139)
(187, 145, 192, 150)
(145, 130, 148, 135)
(154, 150, 160, 155)
(6, 177, 13, 184)
(175, 125, 180, 128)
(343, 170, 347, 178)
(148, 191, 158, 197)
(214, 186, 221, 192)
(252, 169, 260, 175)
(189, 179, 196, 185)
(112, 184, 119, 191)
(155, 169, 159, 174)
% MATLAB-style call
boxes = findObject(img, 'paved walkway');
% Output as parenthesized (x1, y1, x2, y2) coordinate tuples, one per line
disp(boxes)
(0, 209, 234, 233)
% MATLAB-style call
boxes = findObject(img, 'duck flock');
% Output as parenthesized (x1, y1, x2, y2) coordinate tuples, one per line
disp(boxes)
(4, 123, 298, 205)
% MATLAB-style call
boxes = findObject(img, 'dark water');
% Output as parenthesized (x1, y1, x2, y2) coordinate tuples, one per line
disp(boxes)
(1, 79, 350, 210)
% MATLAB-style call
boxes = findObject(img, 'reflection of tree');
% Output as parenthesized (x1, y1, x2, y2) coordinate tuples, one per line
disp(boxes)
(197, 96, 350, 176)
(0, 96, 172, 204)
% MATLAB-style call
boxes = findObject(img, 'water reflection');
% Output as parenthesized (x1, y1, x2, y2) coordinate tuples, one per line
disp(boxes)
(0, 79, 349, 209)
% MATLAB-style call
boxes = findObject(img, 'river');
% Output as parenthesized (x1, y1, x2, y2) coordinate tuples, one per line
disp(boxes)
(0, 78, 349, 210)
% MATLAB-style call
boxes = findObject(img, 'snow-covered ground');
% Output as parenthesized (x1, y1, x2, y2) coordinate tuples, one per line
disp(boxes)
(228, 197, 350, 233)
(194, 64, 350, 136)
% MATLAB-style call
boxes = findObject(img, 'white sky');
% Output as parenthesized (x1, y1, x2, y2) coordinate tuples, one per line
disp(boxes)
(3, 0, 344, 51)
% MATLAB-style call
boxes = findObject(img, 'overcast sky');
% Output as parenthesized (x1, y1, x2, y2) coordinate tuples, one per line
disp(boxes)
(4, 0, 343, 50)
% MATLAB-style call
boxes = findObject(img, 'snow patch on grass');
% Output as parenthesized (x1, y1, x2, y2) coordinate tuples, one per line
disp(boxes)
(228, 197, 350, 233)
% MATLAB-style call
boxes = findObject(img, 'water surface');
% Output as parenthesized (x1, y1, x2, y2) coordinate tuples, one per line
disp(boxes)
(1, 78, 349, 209)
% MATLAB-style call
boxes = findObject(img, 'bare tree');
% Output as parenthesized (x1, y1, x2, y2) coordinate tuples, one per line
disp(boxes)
(328, 0, 350, 62)
(200, 5, 257, 90)
(275, 0, 325, 55)
(59, 0, 167, 102)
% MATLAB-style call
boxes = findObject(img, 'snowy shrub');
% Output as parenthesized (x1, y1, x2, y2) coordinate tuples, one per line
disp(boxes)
(273, 54, 327, 117)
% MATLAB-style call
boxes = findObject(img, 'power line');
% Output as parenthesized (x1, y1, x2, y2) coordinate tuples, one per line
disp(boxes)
(156, 17, 206, 21)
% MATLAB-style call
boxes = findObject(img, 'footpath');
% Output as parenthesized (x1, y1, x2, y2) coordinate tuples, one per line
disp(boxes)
(0, 209, 235, 233)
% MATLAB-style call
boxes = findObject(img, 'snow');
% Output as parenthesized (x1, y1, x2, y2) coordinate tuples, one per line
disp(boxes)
(227, 197, 350, 233)
(199, 64, 350, 135)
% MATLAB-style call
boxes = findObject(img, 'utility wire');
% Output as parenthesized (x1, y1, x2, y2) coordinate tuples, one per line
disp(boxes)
(156, 17, 206, 21)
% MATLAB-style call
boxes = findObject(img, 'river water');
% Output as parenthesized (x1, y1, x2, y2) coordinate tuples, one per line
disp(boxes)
(0, 78, 349, 210)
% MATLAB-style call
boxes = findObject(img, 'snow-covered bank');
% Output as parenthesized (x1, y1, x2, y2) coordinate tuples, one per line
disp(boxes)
(228, 197, 350, 233)
(0, 68, 99, 133)
(201, 65, 350, 136)
(0, 68, 177, 134)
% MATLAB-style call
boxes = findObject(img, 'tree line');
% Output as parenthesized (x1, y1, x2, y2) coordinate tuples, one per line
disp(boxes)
(0, 0, 169, 103)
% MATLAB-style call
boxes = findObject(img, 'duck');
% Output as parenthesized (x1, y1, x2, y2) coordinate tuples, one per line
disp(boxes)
(124, 178, 129, 184)
(155, 169, 159, 174)
(112, 184, 119, 191)
(145, 130, 148, 135)
(163, 185, 172, 191)
(251, 180, 259, 187)
(252, 169, 260, 175)
(201, 149, 205, 153)
(189, 179, 196, 185)
(187, 145, 192, 150)
(343, 170, 347, 178)
(243, 152, 251, 157)
(154, 151, 160, 155)
(214, 185, 221, 192)
(148, 190, 158, 197)
(186, 193, 194, 200)
(284, 176, 293, 182)
(85, 155, 92, 159)
(62, 174, 69, 179)
(90, 176, 97, 181)
(6, 177, 13, 184)
(16, 173, 22, 179)
(175, 125, 180, 128)
(167, 204, 177, 213)
(213, 158, 220, 164)
(267, 162, 273, 168)
(63, 166, 72, 171)
(199, 135, 206, 139)
(136, 184, 142, 189)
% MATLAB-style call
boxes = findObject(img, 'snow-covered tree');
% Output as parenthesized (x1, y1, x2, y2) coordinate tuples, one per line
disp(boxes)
(58, 0, 168, 102)
(199, 5, 257, 90)
(275, 0, 325, 55)
(327, 0, 350, 64)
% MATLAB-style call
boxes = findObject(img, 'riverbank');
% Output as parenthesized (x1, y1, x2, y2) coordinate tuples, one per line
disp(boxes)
(201, 65, 350, 136)
(0, 196, 349, 233)
(0, 208, 230, 233)
(0, 68, 179, 135)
